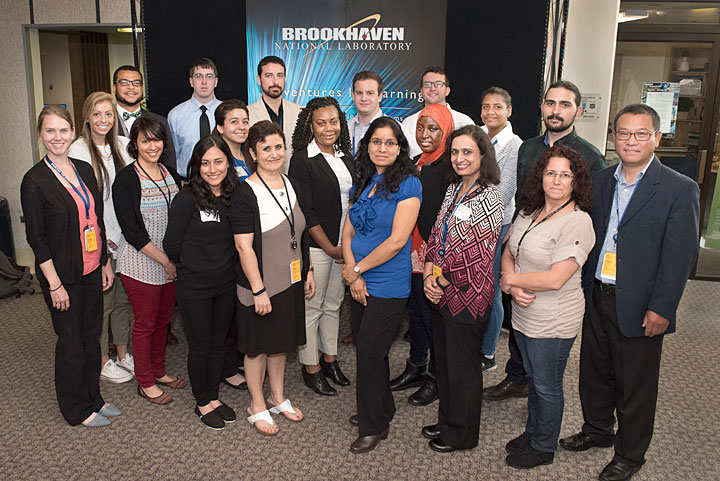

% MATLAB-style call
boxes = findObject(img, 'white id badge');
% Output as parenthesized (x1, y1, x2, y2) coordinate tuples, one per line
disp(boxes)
(200, 210, 220, 223)
(454, 204, 471, 221)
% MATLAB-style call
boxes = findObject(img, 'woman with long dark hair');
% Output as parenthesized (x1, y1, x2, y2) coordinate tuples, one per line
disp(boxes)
(288, 97, 354, 396)
(500, 144, 595, 469)
(342, 117, 421, 453)
(164, 135, 239, 429)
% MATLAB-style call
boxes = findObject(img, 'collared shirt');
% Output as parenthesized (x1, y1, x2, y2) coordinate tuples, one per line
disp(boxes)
(401, 102, 475, 159)
(117, 105, 141, 136)
(594, 158, 654, 283)
(307, 139, 352, 237)
(482, 122, 521, 225)
(347, 109, 385, 157)
(168, 96, 221, 177)
(262, 97, 283, 127)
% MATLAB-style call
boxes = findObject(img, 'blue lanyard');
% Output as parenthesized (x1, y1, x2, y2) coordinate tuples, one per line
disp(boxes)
(45, 156, 92, 221)
(612, 178, 638, 247)
(439, 180, 478, 257)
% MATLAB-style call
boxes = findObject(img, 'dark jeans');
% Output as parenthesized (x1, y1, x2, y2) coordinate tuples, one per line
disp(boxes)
(579, 284, 663, 467)
(42, 267, 104, 426)
(179, 287, 235, 406)
(351, 295, 406, 437)
(432, 308, 488, 449)
(515, 331, 575, 453)
(504, 326, 528, 385)
(408, 273, 435, 375)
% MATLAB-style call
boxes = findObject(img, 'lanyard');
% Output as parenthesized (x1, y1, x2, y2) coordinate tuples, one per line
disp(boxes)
(257, 172, 297, 251)
(438, 180, 479, 257)
(612, 179, 638, 247)
(45, 156, 92, 222)
(134, 162, 171, 208)
(515, 198, 572, 263)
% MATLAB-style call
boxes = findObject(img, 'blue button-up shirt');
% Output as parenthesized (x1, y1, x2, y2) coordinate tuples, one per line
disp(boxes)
(167, 96, 221, 177)
(347, 109, 384, 157)
(595, 158, 654, 283)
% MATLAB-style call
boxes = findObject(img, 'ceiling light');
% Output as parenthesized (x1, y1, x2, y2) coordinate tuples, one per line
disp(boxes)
(618, 9, 649, 23)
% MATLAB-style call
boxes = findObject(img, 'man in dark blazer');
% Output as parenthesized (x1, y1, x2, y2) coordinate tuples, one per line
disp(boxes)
(113, 65, 177, 171)
(560, 103, 700, 481)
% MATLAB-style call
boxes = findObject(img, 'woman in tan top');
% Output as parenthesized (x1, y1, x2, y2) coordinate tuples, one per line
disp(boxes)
(499, 144, 595, 469)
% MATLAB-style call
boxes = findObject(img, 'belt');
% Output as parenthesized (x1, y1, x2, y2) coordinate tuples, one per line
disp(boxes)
(594, 278, 616, 295)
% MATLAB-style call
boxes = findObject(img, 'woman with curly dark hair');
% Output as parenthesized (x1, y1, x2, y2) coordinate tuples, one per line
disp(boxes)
(164, 135, 239, 429)
(341, 117, 421, 453)
(288, 97, 355, 396)
(499, 144, 595, 469)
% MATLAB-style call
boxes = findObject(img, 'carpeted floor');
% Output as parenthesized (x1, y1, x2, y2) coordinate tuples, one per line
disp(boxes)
(0, 279, 718, 480)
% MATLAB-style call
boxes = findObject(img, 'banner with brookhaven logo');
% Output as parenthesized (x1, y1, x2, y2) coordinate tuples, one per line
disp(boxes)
(246, 0, 448, 122)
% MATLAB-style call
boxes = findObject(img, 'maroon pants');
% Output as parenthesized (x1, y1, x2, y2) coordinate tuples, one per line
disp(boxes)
(120, 274, 177, 388)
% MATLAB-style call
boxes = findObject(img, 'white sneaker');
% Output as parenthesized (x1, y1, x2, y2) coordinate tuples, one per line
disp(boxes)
(116, 353, 135, 375)
(100, 359, 134, 383)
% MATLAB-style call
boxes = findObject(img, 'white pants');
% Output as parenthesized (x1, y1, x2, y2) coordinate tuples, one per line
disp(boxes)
(298, 248, 344, 365)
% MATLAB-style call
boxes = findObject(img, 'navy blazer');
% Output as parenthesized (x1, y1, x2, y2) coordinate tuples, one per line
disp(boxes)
(581, 157, 700, 337)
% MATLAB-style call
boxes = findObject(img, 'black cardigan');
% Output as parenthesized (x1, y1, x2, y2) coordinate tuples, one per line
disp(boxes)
(112, 162, 183, 252)
(287, 148, 355, 248)
(20, 158, 108, 285)
(230, 176, 310, 290)
(416, 153, 455, 241)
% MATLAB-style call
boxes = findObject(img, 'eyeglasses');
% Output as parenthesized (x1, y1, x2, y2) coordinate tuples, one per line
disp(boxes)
(193, 73, 216, 80)
(369, 138, 398, 148)
(615, 130, 655, 141)
(422, 81, 447, 89)
(543, 171, 574, 180)
(115, 79, 143, 87)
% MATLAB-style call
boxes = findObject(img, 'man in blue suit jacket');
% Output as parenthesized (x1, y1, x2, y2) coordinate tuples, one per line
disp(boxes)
(560, 104, 699, 481)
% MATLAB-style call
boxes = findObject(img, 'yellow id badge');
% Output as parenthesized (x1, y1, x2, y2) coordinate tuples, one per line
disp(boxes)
(290, 259, 302, 284)
(600, 251, 617, 282)
(84, 225, 98, 252)
(433, 264, 443, 278)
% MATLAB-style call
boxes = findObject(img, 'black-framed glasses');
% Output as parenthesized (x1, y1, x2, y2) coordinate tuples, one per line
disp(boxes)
(422, 81, 447, 89)
(615, 130, 655, 141)
(115, 79, 143, 87)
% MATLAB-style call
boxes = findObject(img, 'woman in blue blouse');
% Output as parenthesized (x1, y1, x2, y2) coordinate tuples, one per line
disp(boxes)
(215, 99, 252, 182)
(341, 117, 421, 454)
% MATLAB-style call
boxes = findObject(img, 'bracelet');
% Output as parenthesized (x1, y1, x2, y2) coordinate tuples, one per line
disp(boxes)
(49, 284, 63, 292)
(308, 266, 314, 272)
(436, 277, 449, 289)
(423, 274, 432, 281)
(252, 287, 266, 296)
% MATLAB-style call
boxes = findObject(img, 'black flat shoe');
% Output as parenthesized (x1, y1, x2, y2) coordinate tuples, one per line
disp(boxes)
(390, 361, 426, 391)
(350, 427, 389, 454)
(409, 378, 438, 406)
(214, 402, 236, 423)
(428, 438, 456, 453)
(505, 446, 554, 469)
(505, 432, 531, 454)
(599, 459, 641, 481)
(421, 423, 441, 440)
(320, 357, 350, 386)
(559, 431, 614, 452)
(194, 406, 225, 430)
(302, 367, 336, 396)
(348, 414, 359, 426)
(222, 378, 248, 391)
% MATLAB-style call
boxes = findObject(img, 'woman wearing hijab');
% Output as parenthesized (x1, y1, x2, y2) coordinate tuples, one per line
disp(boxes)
(390, 104, 455, 406)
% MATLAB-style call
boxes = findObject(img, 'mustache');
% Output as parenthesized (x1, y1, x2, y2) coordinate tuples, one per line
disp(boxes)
(547, 115, 564, 121)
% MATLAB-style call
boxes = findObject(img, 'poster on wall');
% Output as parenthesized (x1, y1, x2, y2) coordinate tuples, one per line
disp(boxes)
(641, 82, 680, 137)
(246, 0, 447, 122)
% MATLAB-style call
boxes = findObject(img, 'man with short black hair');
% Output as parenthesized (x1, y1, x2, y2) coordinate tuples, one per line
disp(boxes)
(401, 66, 474, 158)
(168, 57, 222, 177)
(112, 65, 176, 170)
(247, 56, 302, 172)
(347, 71, 385, 157)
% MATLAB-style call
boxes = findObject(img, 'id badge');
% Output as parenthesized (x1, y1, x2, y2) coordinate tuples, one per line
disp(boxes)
(200, 210, 220, 222)
(433, 264, 443, 278)
(600, 251, 617, 283)
(454, 204, 471, 221)
(84, 224, 98, 252)
(290, 259, 302, 284)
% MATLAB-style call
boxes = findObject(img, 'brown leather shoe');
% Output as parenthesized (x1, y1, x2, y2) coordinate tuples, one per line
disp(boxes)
(350, 427, 389, 453)
(483, 379, 529, 401)
(341, 332, 355, 344)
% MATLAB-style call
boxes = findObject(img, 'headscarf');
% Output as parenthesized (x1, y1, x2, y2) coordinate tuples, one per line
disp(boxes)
(415, 103, 454, 168)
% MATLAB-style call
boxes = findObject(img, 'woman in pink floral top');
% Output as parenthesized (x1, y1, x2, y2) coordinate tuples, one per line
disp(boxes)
(422, 125, 504, 453)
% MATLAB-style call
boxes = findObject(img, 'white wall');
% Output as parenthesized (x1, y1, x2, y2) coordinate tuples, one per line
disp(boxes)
(563, 0, 621, 153)
(107, 32, 135, 80)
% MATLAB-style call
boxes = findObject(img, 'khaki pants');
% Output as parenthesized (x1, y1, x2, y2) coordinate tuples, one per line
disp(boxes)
(100, 258, 133, 356)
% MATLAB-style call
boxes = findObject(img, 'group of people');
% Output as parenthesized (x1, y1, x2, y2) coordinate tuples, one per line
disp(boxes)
(21, 53, 700, 481)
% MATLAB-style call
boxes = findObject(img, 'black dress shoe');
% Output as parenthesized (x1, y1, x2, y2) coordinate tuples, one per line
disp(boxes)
(559, 432, 614, 452)
(350, 427, 389, 454)
(222, 378, 248, 391)
(409, 378, 438, 406)
(194, 406, 225, 430)
(302, 367, 336, 396)
(599, 459, 641, 481)
(482, 378, 529, 401)
(390, 361, 427, 391)
(505, 446, 554, 469)
(505, 432, 531, 454)
(348, 414, 358, 426)
(320, 357, 351, 386)
(428, 438, 456, 453)
(214, 402, 236, 423)
(421, 423, 441, 439)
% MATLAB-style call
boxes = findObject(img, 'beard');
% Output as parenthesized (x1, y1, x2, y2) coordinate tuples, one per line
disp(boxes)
(544, 114, 574, 132)
(262, 85, 283, 99)
(115, 91, 144, 108)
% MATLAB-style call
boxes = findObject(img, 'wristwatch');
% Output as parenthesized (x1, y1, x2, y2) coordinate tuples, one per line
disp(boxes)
(353, 265, 361, 275)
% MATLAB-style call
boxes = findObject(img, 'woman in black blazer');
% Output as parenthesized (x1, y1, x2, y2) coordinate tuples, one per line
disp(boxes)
(21, 105, 116, 427)
(288, 97, 355, 396)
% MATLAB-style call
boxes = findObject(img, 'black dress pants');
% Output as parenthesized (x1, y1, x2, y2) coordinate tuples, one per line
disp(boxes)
(579, 284, 664, 467)
(42, 267, 104, 426)
(432, 308, 488, 449)
(179, 286, 235, 406)
(351, 295, 406, 437)
(222, 308, 244, 379)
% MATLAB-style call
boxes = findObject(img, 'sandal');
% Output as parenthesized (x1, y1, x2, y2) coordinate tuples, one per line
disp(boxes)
(137, 385, 173, 405)
(155, 377, 188, 389)
(247, 409, 278, 436)
(268, 398, 303, 423)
